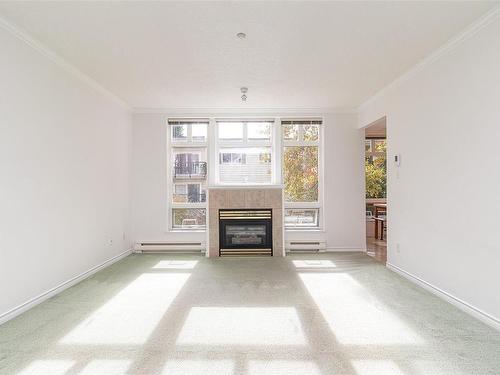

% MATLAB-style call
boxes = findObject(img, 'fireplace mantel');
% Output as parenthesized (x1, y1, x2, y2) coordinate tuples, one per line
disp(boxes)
(207, 187, 284, 257)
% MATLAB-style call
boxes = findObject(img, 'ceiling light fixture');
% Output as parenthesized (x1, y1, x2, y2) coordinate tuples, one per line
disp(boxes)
(236, 32, 246, 39)
(240, 87, 248, 102)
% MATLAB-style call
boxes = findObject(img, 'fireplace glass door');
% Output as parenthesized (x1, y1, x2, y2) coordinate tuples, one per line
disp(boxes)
(225, 224, 267, 246)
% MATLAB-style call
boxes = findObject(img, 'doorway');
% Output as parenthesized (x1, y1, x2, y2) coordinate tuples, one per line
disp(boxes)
(364, 118, 387, 263)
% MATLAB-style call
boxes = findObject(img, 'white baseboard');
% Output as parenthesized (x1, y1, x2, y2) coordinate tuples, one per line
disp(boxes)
(0, 249, 133, 326)
(325, 247, 365, 252)
(387, 262, 500, 332)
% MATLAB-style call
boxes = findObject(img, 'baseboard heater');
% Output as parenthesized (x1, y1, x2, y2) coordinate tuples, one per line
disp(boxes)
(285, 240, 326, 253)
(134, 241, 205, 254)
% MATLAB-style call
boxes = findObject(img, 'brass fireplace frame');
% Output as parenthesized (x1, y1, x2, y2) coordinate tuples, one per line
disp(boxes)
(219, 209, 273, 256)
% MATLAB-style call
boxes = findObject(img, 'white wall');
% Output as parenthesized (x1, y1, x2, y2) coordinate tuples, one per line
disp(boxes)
(0, 26, 132, 318)
(131, 112, 365, 250)
(359, 13, 500, 324)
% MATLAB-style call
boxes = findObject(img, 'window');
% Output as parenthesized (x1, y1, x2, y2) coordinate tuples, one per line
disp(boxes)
(220, 152, 247, 164)
(172, 149, 207, 178)
(173, 183, 206, 203)
(365, 138, 386, 199)
(283, 146, 318, 202)
(172, 123, 188, 142)
(282, 120, 322, 229)
(303, 124, 319, 141)
(172, 208, 206, 230)
(216, 120, 273, 185)
(283, 124, 299, 141)
(167, 117, 323, 232)
(191, 123, 207, 142)
(218, 122, 243, 141)
(171, 121, 207, 143)
(168, 120, 208, 230)
(247, 122, 271, 141)
(284, 209, 319, 227)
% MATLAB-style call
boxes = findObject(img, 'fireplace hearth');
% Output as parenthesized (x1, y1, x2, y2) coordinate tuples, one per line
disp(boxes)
(219, 209, 272, 256)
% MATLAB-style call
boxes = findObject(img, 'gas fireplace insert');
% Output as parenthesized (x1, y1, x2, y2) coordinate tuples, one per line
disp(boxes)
(219, 209, 272, 256)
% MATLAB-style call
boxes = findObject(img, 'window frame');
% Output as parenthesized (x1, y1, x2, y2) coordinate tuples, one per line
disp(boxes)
(215, 119, 276, 186)
(281, 119, 324, 231)
(167, 119, 209, 232)
(166, 117, 324, 233)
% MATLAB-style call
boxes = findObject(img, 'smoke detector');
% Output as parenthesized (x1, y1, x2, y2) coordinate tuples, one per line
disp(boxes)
(240, 87, 248, 102)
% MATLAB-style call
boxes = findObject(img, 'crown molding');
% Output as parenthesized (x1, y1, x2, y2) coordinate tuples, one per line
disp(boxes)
(0, 15, 131, 111)
(132, 107, 358, 115)
(357, 5, 500, 113)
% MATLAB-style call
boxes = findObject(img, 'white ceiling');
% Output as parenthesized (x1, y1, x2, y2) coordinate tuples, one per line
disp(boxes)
(0, 1, 497, 110)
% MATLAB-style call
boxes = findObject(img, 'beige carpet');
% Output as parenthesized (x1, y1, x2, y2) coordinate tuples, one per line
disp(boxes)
(0, 253, 499, 374)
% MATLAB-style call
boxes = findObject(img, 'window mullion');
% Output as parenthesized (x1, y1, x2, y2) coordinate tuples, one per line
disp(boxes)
(243, 121, 248, 142)
(273, 118, 281, 185)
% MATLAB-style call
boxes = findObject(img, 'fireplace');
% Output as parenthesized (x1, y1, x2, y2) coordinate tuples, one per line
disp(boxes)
(219, 209, 273, 256)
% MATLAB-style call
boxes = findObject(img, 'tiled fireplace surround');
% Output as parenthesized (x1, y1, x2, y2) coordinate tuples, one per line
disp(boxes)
(207, 187, 284, 257)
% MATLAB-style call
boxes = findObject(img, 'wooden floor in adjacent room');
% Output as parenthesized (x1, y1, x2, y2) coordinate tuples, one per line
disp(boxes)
(366, 236, 387, 264)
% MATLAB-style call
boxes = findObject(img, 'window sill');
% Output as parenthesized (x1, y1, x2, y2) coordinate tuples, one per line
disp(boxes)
(168, 229, 206, 233)
(208, 184, 283, 189)
(285, 228, 325, 233)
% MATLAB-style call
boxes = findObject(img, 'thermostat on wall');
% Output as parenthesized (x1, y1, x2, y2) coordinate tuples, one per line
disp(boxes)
(394, 154, 401, 167)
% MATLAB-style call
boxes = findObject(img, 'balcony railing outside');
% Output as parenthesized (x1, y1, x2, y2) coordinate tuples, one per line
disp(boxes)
(174, 161, 207, 179)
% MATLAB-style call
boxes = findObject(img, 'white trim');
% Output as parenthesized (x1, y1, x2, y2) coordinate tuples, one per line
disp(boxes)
(208, 119, 217, 184)
(208, 184, 283, 189)
(272, 118, 281, 185)
(171, 202, 206, 209)
(285, 229, 325, 233)
(0, 249, 133, 326)
(325, 247, 365, 252)
(0, 15, 130, 111)
(319, 123, 325, 229)
(358, 5, 500, 112)
(166, 122, 173, 230)
(387, 262, 500, 332)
